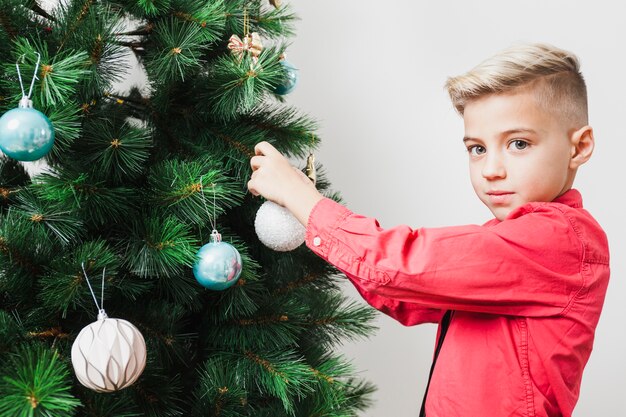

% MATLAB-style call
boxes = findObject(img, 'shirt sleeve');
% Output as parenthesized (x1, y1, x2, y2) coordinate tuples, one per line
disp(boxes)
(305, 197, 584, 317)
(348, 277, 445, 326)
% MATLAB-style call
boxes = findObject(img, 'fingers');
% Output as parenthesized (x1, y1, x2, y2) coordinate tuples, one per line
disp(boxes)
(250, 155, 262, 171)
(247, 176, 259, 196)
(251, 141, 287, 172)
(254, 141, 280, 157)
(248, 141, 291, 201)
(248, 172, 260, 197)
(251, 142, 278, 171)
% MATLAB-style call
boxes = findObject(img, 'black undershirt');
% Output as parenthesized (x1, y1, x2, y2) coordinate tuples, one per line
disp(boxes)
(419, 310, 453, 417)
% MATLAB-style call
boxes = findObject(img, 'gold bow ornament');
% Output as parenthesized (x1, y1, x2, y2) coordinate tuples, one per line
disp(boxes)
(227, 32, 263, 65)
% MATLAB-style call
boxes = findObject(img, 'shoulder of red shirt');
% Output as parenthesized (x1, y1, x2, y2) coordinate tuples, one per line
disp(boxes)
(483, 188, 584, 227)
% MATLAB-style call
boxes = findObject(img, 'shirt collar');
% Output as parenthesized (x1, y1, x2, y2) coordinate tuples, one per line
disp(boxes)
(553, 188, 583, 208)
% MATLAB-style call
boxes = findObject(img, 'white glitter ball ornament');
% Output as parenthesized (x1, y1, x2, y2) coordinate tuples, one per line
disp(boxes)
(255, 200, 305, 251)
(71, 311, 147, 392)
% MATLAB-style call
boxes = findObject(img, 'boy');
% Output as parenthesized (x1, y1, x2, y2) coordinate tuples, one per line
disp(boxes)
(247, 43, 610, 417)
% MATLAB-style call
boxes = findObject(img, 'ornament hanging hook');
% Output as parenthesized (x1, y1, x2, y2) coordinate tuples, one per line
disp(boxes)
(81, 261, 108, 320)
(15, 52, 41, 101)
(243, 7, 249, 37)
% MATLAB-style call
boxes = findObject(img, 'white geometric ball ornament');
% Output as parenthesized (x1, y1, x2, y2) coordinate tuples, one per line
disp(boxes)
(71, 310, 147, 392)
(254, 200, 306, 252)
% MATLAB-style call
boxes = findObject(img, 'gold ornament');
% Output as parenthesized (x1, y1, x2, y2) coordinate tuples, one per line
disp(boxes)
(270, 0, 281, 7)
(306, 152, 316, 185)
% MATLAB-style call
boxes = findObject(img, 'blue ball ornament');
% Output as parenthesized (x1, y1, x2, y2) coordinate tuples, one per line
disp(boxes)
(193, 230, 242, 290)
(0, 97, 54, 161)
(274, 60, 299, 95)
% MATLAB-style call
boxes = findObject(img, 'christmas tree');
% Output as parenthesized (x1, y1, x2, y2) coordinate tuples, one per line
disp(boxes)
(0, 0, 377, 415)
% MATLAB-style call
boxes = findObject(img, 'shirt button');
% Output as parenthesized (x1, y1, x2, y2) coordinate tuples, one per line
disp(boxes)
(313, 237, 322, 247)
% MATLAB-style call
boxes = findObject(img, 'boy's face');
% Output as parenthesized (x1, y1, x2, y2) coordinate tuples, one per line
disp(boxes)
(462, 89, 579, 220)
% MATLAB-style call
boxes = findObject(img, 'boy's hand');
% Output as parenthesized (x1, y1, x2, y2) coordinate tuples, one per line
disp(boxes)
(248, 141, 324, 226)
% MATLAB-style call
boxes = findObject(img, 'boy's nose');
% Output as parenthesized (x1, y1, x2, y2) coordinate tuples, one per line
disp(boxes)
(482, 154, 506, 180)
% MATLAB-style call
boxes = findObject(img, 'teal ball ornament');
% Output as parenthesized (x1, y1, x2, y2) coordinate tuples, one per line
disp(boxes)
(274, 60, 299, 95)
(193, 230, 242, 290)
(0, 98, 54, 161)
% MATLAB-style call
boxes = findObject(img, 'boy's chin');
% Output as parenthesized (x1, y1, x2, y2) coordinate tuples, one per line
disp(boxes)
(488, 206, 513, 221)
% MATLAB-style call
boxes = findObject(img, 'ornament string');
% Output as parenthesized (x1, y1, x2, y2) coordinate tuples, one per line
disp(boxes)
(226, 8, 262, 67)
(16, 53, 41, 101)
(199, 176, 221, 243)
(81, 262, 108, 320)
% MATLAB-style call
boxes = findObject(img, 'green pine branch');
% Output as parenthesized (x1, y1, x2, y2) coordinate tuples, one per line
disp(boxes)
(39, 239, 120, 317)
(6, 36, 90, 106)
(148, 158, 245, 225)
(13, 188, 84, 246)
(145, 17, 206, 83)
(194, 357, 249, 417)
(125, 213, 196, 279)
(170, 0, 226, 43)
(80, 118, 152, 182)
(303, 294, 379, 348)
(203, 46, 286, 121)
(31, 169, 138, 227)
(0, 344, 81, 417)
(43, 101, 83, 161)
(0, 1, 378, 415)
(0, 156, 29, 210)
(229, 350, 316, 416)
(223, 0, 297, 40)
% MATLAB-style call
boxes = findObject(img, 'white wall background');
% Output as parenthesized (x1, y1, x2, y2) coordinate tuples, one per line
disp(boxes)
(284, 1, 626, 416)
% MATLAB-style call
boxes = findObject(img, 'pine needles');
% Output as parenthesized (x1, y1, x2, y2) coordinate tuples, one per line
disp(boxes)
(0, 345, 81, 417)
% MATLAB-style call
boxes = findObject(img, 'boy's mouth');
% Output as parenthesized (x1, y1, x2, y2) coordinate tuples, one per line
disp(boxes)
(486, 191, 514, 205)
(486, 190, 514, 196)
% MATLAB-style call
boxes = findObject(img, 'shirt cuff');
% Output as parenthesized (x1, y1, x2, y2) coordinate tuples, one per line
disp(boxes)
(305, 197, 352, 259)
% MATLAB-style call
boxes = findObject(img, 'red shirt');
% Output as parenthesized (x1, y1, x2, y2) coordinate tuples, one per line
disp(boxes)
(304, 189, 610, 417)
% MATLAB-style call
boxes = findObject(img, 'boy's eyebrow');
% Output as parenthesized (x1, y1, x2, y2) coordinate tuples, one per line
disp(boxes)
(463, 128, 539, 142)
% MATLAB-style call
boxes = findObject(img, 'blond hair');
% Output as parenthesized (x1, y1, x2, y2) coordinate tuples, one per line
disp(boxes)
(445, 43, 588, 127)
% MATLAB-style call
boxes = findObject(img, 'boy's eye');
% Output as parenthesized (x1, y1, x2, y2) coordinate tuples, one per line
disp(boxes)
(509, 140, 528, 150)
(468, 145, 486, 156)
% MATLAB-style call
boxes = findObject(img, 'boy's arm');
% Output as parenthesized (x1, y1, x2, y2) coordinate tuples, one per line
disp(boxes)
(347, 276, 444, 325)
(303, 197, 599, 317)
(247, 141, 443, 324)
(279, 184, 444, 325)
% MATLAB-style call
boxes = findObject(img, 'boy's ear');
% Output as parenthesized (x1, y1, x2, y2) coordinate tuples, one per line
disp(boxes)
(569, 125, 594, 169)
